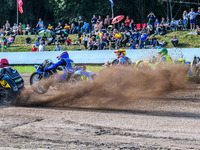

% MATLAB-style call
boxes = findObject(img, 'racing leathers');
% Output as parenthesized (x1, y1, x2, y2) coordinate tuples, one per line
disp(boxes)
(44, 58, 76, 73)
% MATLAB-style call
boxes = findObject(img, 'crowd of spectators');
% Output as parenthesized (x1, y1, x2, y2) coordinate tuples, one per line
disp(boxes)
(1, 7, 200, 50)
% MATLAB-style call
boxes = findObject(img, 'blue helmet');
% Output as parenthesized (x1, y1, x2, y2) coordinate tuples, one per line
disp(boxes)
(58, 51, 69, 59)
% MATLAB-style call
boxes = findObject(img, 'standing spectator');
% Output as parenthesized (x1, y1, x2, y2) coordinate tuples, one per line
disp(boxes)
(78, 16, 84, 32)
(182, 10, 188, 30)
(130, 19, 135, 31)
(177, 18, 183, 31)
(98, 40, 106, 50)
(18, 22, 23, 35)
(66, 37, 71, 46)
(97, 15, 103, 24)
(188, 8, 196, 30)
(55, 22, 63, 33)
(5, 20, 10, 28)
(36, 18, 44, 32)
(170, 18, 177, 31)
(91, 15, 97, 31)
(23, 24, 30, 35)
(31, 45, 38, 52)
(83, 33, 88, 49)
(12, 23, 19, 35)
(196, 7, 200, 27)
(104, 15, 110, 29)
(70, 23, 77, 34)
(171, 35, 178, 47)
(39, 43, 45, 51)
(53, 44, 62, 51)
(147, 12, 156, 28)
(125, 16, 130, 30)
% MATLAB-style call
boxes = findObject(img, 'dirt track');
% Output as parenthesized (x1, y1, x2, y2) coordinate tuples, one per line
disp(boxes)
(0, 73, 200, 149)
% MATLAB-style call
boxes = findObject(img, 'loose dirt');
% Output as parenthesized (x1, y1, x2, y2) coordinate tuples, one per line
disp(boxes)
(0, 66, 200, 149)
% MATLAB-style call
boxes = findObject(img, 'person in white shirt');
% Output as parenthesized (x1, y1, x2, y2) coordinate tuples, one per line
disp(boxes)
(53, 44, 62, 51)
(182, 10, 188, 30)
(188, 8, 196, 30)
(39, 43, 45, 52)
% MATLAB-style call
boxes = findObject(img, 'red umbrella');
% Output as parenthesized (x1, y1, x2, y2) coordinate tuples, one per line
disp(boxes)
(112, 15, 125, 24)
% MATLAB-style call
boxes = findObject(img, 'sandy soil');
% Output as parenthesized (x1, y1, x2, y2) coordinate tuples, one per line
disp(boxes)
(0, 73, 200, 149)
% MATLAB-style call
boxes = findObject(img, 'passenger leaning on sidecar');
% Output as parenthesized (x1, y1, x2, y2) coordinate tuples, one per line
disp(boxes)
(0, 58, 24, 89)
(44, 51, 76, 74)
(114, 49, 132, 66)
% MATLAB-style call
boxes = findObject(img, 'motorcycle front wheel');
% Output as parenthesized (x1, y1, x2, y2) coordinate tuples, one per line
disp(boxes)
(30, 72, 43, 85)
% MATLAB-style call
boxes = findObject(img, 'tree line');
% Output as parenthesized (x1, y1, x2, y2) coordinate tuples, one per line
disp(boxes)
(0, 0, 199, 27)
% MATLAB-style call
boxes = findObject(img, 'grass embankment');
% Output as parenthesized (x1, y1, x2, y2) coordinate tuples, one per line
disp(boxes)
(13, 65, 104, 74)
(3, 30, 200, 52)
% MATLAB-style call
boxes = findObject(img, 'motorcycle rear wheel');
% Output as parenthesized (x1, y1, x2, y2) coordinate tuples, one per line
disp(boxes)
(0, 88, 17, 105)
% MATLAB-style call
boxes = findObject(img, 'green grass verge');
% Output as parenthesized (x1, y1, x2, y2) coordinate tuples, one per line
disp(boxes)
(13, 65, 104, 74)
(3, 31, 200, 52)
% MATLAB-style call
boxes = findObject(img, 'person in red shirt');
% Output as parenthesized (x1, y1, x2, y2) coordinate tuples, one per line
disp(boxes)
(125, 16, 130, 30)
(31, 44, 38, 52)
(66, 37, 71, 46)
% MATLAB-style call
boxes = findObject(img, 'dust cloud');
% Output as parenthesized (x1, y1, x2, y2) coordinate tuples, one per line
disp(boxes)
(16, 65, 189, 108)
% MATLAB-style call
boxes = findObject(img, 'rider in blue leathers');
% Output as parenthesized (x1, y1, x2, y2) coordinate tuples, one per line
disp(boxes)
(44, 51, 76, 73)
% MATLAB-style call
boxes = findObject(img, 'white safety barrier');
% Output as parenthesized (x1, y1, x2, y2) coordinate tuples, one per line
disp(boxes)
(0, 48, 199, 65)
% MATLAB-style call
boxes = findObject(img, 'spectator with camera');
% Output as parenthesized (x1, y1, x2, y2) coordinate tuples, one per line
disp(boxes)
(147, 12, 156, 28)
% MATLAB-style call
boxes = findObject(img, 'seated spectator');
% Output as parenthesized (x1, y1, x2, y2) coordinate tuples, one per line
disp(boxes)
(101, 32, 107, 43)
(131, 28, 139, 43)
(147, 23, 153, 36)
(109, 37, 117, 50)
(90, 31, 96, 41)
(93, 39, 100, 50)
(94, 22, 101, 35)
(171, 35, 178, 47)
(38, 24, 46, 32)
(139, 32, 148, 48)
(177, 18, 184, 31)
(130, 39, 136, 49)
(120, 23, 126, 32)
(121, 30, 129, 47)
(5, 24, 11, 36)
(164, 17, 171, 30)
(55, 22, 63, 33)
(23, 24, 30, 35)
(70, 23, 77, 34)
(114, 30, 122, 47)
(47, 24, 54, 31)
(46, 35, 54, 45)
(159, 24, 166, 35)
(58, 33, 66, 44)
(66, 37, 71, 46)
(154, 19, 160, 28)
(53, 43, 62, 51)
(7, 34, 14, 47)
(196, 25, 200, 35)
(64, 23, 70, 34)
(154, 24, 162, 35)
(107, 33, 113, 45)
(98, 39, 106, 50)
(12, 23, 19, 34)
(39, 43, 45, 51)
(88, 39, 94, 50)
(31, 44, 38, 52)
(18, 22, 23, 35)
(170, 18, 177, 31)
